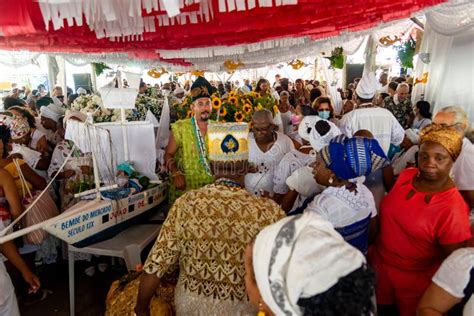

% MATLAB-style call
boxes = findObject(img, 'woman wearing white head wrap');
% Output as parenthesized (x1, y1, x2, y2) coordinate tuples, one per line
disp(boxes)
(273, 115, 339, 213)
(244, 211, 374, 316)
(40, 104, 65, 123)
(298, 115, 341, 152)
(39, 104, 66, 146)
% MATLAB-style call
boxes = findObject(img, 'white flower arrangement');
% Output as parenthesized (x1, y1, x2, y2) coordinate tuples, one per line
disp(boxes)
(71, 91, 169, 123)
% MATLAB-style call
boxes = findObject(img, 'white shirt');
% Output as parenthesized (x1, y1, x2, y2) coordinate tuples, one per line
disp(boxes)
(29, 128, 47, 151)
(432, 247, 473, 316)
(306, 179, 377, 228)
(411, 117, 432, 130)
(340, 107, 404, 154)
(273, 149, 315, 195)
(280, 111, 293, 135)
(0, 221, 20, 316)
(245, 132, 294, 196)
(453, 138, 474, 191)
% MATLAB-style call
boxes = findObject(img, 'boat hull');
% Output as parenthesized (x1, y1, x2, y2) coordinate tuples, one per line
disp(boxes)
(43, 183, 167, 248)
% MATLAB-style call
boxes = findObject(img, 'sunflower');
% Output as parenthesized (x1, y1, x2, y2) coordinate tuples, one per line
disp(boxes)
(186, 110, 192, 118)
(228, 96, 238, 105)
(229, 91, 236, 98)
(243, 103, 252, 115)
(234, 112, 244, 122)
(219, 107, 227, 117)
(211, 97, 222, 109)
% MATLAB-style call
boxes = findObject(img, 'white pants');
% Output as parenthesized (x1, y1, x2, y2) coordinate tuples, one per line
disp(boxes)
(0, 260, 20, 316)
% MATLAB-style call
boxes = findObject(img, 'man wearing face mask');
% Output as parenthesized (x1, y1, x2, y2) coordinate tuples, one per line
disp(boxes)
(164, 77, 215, 203)
(383, 83, 414, 129)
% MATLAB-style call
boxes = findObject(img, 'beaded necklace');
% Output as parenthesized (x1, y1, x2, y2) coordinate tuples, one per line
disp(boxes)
(191, 116, 212, 176)
(215, 178, 243, 188)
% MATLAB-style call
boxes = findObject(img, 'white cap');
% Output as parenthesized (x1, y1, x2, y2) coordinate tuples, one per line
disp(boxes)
(174, 87, 185, 95)
(77, 87, 87, 95)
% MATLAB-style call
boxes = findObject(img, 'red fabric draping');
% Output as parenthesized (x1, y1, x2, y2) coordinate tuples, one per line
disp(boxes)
(0, 0, 445, 65)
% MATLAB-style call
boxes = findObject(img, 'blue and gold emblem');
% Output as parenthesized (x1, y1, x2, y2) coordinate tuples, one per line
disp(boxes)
(208, 123, 249, 162)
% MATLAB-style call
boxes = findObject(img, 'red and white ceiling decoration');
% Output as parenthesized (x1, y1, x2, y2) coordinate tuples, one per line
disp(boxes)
(0, 0, 453, 71)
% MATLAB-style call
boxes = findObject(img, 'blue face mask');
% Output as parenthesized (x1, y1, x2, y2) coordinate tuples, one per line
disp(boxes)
(318, 110, 331, 120)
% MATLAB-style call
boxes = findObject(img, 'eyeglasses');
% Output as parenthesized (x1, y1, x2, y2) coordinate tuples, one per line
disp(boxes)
(252, 125, 273, 133)
(438, 122, 462, 128)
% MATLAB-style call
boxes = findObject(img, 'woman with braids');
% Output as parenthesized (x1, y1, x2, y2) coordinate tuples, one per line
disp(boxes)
(369, 124, 471, 316)
(244, 211, 375, 316)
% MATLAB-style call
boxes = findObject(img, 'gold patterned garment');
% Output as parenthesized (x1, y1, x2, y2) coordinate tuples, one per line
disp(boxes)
(144, 183, 285, 315)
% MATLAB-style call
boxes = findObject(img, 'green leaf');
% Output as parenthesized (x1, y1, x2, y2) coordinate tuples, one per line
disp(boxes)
(92, 62, 111, 76)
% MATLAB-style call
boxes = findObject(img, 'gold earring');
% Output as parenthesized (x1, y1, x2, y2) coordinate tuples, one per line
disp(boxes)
(328, 176, 334, 184)
(257, 302, 266, 316)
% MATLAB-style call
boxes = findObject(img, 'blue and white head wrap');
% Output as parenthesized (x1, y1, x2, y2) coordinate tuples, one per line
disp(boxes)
(320, 135, 389, 180)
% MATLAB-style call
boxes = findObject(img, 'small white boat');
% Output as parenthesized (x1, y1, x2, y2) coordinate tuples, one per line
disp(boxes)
(43, 183, 167, 248)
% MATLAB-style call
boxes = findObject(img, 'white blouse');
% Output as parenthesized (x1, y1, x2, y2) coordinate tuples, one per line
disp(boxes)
(245, 132, 294, 196)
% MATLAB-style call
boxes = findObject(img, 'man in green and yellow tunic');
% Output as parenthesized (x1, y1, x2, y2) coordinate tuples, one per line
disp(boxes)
(165, 77, 215, 202)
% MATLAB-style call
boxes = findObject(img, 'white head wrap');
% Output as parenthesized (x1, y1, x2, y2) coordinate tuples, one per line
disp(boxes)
(76, 87, 87, 95)
(355, 72, 377, 99)
(298, 115, 342, 151)
(405, 128, 420, 144)
(253, 211, 366, 315)
(173, 87, 185, 95)
(40, 103, 65, 122)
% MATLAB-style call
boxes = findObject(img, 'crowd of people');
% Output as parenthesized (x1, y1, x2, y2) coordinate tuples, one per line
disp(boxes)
(0, 84, 95, 314)
(114, 73, 472, 316)
(0, 69, 473, 316)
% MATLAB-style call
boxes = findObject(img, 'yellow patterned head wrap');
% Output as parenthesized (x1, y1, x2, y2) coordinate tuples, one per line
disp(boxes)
(419, 124, 462, 160)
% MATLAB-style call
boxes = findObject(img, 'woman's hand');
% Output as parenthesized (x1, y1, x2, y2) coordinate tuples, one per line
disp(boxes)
(22, 270, 41, 294)
(172, 173, 186, 190)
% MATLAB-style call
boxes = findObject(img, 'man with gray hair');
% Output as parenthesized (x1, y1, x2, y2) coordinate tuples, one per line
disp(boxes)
(245, 109, 294, 197)
(433, 106, 473, 209)
(383, 83, 414, 128)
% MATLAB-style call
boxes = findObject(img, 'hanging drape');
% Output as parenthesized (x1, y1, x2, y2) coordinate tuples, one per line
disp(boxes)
(0, 0, 447, 70)
(412, 1, 474, 123)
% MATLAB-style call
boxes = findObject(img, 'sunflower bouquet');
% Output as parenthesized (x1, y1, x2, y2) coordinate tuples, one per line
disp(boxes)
(172, 90, 278, 123)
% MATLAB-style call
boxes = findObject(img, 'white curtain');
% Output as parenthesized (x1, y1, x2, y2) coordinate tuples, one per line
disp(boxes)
(412, 1, 474, 124)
